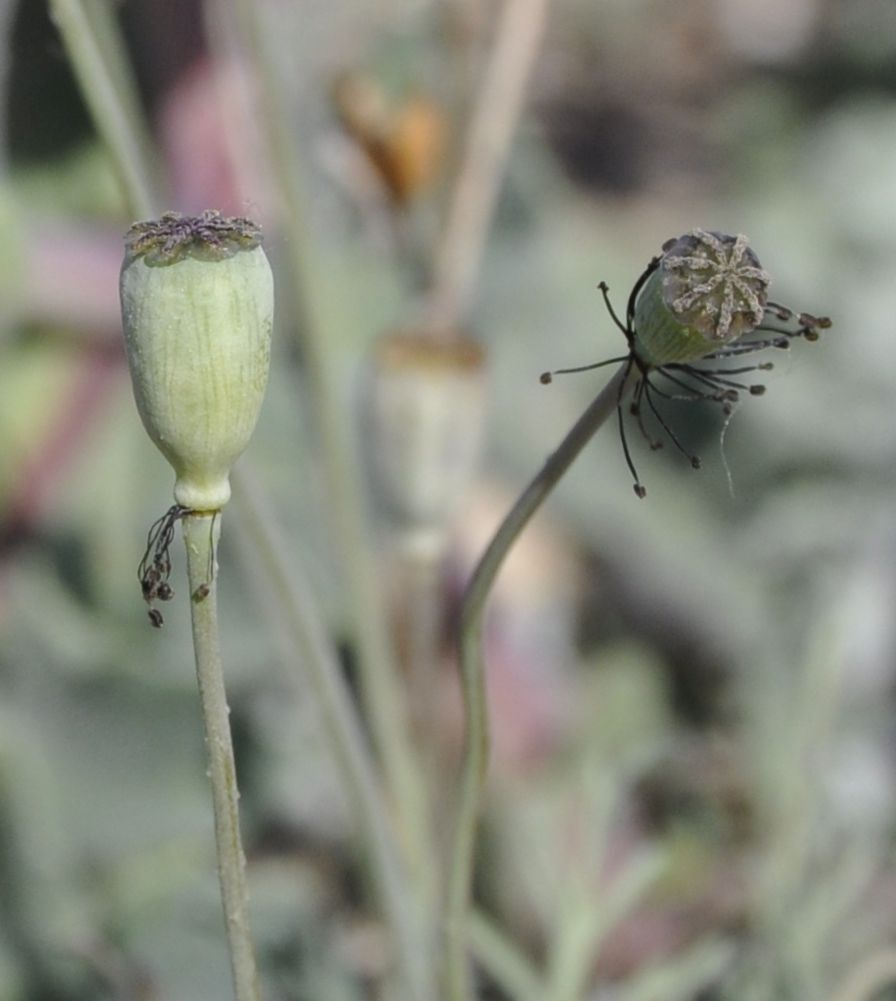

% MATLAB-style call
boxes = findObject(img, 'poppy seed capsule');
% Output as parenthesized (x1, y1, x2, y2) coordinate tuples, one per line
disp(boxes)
(364, 330, 486, 557)
(633, 229, 770, 367)
(119, 211, 273, 511)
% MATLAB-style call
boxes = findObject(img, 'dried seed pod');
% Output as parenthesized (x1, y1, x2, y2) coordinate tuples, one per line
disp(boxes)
(541, 229, 830, 497)
(374, 95, 446, 203)
(119, 211, 273, 511)
(633, 230, 770, 366)
(333, 74, 445, 204)
(363, 330, 486, 556)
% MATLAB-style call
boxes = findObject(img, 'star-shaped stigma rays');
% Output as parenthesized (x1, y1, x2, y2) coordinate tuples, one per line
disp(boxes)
(661, 229, 771, 342)
(125, 210, 263, 266)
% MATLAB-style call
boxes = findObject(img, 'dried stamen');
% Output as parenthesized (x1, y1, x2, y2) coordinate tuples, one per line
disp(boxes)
(138, 505, 189, 626)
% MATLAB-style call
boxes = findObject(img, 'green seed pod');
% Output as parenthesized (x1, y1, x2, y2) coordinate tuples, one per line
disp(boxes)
(363, 330, 486, 557)
(633, 229, 770, 367)
(119, 211, 273, 511)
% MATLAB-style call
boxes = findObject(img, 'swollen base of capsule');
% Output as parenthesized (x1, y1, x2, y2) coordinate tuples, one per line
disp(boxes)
(173, 473, 232, 512)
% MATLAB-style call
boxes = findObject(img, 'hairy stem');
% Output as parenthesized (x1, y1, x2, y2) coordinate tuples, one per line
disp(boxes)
(443, 364, 630, 1001)
(183, 512, 260, 1001)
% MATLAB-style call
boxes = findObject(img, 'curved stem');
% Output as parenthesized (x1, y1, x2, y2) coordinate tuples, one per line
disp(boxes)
(48, 0, 160, 218)
(183, 512, 260, 1001)
(443, 364, 631, 1001)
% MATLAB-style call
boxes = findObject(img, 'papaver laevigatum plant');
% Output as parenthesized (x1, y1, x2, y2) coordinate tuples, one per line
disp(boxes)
(119, 210, 273, 1001)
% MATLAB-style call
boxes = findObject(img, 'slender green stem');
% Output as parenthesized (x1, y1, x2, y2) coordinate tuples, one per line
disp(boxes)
(81, 0, 157, 168)
(223, 0, 428, 872)
(48, 0, 160, 218)
(830, 950, 896, 1001)
(545, 848, 664, 1001)
(443, 364, 631, 1001)
(230, 466, 434, 1001)
(0, 714, 79, 995)
(403, 549, 445, 779)
(467, 909, 543, 1001)
(397, 548, 448, 915)
(425, 0, 550, 337)
(182, 512, 260, 1001)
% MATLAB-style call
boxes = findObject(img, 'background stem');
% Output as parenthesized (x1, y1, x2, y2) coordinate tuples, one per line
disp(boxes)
(48, 0, 161, 217)
(425, 0, 550, 336)
(443, 363, 631, 1001)
(223, 0, 428, 869)
(230, 466, 434, 1001)
(183, 512, 260, 1001)
(830, 950, 896, 1001)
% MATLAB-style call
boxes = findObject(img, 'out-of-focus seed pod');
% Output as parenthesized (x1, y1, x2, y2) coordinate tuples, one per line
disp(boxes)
(633, 229, 770, 367)
(333, 74, 445, 204)
(119, 211, 273, 511)
(363, 330, 486, 557)
(373, 96, 445, 203)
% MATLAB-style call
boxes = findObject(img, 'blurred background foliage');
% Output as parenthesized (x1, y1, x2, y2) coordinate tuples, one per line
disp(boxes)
(1, 1, 896, 999)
